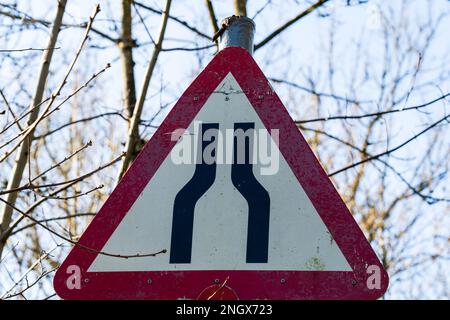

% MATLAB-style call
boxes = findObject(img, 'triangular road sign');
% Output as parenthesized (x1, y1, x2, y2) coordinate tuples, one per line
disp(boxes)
(54, 47, 389, 300)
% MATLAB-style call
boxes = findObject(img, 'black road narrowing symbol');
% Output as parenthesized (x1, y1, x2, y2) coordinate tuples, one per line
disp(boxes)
(169, 122, 270, 264)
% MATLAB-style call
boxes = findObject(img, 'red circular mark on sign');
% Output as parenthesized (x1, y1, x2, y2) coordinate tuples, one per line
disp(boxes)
(197, 284, 239, 300)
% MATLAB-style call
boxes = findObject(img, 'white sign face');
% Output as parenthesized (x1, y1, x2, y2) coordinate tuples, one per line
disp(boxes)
(88, 73, 351, 272)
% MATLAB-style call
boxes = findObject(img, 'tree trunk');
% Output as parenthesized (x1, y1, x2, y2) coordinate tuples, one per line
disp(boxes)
(0, 0, 68, 258)
(116, 0, 172, 183)
(119, 0, 137, 120)
(234, 0, 247, 16)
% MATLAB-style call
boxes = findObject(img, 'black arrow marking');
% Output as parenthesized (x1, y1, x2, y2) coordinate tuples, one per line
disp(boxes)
(232, 122, 270, 263)
(170, 123, 219, 264)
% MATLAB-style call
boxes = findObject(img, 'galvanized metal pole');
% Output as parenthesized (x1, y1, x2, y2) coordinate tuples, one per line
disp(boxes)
(217, 16, 255, 55)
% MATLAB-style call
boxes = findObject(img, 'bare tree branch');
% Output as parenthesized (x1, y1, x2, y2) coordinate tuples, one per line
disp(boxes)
(295, 92, 450, 124)
(205, 0, 219, 34)
(234, 0, 247, 16)
(0, 47, 60, 53)
(0, 0, 68, 259)
(117, 0, 172, 181)
(133, 1, 211, 40)
(254, 0, 329, 50)
(0, 196, 167, 260)
(329, 114, 450, 176)
(119, 0, 137, 119)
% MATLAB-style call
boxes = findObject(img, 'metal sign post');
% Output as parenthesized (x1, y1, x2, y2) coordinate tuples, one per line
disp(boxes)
(216, 16, 255, 55)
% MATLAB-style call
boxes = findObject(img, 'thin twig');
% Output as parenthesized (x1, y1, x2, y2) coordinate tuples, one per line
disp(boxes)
(0, 5, 101, 162)
(31, 140, 93, 184)
(270, 77, 373, 104)
(0, 197, 167, 259)
(0, 88, 23, 131)
(255, 0, 329, 50)
(34, 112, 127, 140)
(10, 213, 95, 237)
(300, 125, 450, 204)
(0, 46, 60, 53)
(1, 244, 61, 299)
(133, 1, 211, 40)
(329, 114, 450, 176)
(0, 152, 124, 197)
(48, 184, 104, 200)
(161, 44, 214, 52)
(0, 63, 110, 159)
(207, 276, 230, 300)
(0, 153, 126, 242)
(295, 93, 450, 124)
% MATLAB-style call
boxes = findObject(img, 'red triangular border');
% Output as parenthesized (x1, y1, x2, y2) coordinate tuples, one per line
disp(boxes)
(54, 47, 389, 300)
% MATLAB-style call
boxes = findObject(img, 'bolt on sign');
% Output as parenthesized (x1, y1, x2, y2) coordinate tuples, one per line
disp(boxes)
(53, 47, 389, 300)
